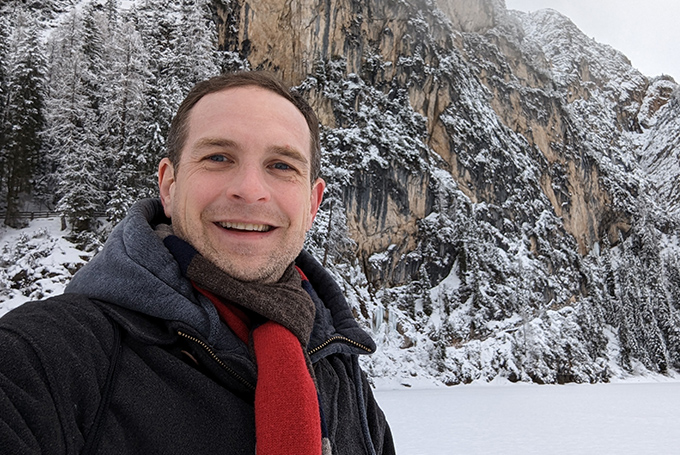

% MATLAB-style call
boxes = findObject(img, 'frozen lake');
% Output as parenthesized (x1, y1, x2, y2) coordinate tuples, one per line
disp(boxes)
(374, 381, 680, 455)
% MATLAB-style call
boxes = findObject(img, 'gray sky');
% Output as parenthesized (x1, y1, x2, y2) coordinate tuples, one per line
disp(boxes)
(504, 0, 679, 80)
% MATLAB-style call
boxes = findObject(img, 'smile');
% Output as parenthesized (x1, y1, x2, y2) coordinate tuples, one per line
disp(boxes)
(217, 221, 273, 232)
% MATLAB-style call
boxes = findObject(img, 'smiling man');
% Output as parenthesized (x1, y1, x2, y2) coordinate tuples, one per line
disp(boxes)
(0, 72, 395, 455)
(158, 83, 325, 283)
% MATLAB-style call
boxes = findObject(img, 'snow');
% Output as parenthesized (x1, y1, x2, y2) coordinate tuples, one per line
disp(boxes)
(0, 217, 93, 316)
(374, 379, 680, 454)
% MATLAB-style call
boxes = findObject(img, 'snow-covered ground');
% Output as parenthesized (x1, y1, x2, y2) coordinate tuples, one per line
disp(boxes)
(374, 378, 680, 455)
(0, 217, 94, 316)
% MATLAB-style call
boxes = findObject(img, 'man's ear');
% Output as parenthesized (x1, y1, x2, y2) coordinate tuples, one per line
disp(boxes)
(158, 158, 176, 219)
(308, 177, 326, 229)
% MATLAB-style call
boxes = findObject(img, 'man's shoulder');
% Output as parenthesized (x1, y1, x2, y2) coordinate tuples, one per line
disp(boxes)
(2, 293, 107, 323)
(0, 294, 122, 441)
(0, 293, 115, 354)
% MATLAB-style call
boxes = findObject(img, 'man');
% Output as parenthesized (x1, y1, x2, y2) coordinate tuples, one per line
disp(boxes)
(0, 72, 395, 454)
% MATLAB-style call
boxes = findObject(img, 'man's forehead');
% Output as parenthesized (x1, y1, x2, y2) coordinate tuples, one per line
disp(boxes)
(193, 85, 298, 115)
(182, 87, 312, 160)
(190, 86, 307, 130)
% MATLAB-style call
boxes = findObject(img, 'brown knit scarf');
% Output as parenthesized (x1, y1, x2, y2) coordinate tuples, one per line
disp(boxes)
(187, 256, 316, 350)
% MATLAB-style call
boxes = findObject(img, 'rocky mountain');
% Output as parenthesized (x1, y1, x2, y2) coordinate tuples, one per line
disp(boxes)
(1, 0, 679, 384)
(215, 0, 680, 383)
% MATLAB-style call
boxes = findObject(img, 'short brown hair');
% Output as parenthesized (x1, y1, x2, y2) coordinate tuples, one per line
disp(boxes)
(166, 71, 321, 182)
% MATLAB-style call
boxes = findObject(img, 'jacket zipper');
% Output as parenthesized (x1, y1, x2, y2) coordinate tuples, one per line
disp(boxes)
(179, 331, 372, 383)
(177, 330, 256, 391)
(308, 335, 374, 356)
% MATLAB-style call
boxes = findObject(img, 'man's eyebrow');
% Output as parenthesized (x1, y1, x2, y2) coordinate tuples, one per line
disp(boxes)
(269, 146, 309, 166)
(191, 137, 237, 151)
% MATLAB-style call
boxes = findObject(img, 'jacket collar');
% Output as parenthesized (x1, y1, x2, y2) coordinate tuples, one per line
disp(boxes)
(67, 198, 375, 359)
(296, 250, 376, 361)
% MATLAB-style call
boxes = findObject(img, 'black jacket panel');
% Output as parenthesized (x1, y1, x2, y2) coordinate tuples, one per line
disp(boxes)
(0, 295, 395, 455)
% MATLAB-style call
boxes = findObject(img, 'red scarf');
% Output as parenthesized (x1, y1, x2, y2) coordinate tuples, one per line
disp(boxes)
(194, 273, 322, 455)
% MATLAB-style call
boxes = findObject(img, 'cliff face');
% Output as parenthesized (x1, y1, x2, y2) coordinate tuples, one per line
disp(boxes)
(213, 0, 680, 383)
(217, 0, 645, 260)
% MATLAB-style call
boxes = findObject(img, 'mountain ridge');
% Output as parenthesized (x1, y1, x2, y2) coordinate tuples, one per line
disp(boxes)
(0, 0, 679, 384)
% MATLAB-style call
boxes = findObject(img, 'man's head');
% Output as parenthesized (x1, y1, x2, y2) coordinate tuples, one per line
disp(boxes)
(166, 72, 322, 183)
(158, 72, 325, 283)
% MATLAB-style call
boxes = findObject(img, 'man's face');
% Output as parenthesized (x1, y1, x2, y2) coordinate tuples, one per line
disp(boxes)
(158, 86, 325, 283)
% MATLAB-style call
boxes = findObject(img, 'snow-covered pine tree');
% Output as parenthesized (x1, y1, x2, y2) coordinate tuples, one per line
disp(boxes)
(103, 19, 155, 224)
(0, 12, 10, 201)
(174, 0, 222, 85)
(655, 258, 680, 370)
(133, 0, 186, 175)
(46, 10, 106, 239)
(81, 2, 110, 118)
(1, 9, 46, 228)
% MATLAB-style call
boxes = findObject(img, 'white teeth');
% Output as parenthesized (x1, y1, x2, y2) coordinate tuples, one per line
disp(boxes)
(218, 222, 271, 232)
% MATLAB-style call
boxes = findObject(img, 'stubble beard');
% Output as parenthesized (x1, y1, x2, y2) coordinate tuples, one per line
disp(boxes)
(204, 240, 297, 283)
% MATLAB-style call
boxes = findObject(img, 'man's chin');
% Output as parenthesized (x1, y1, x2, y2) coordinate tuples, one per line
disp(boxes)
(212, 258, 288, 284)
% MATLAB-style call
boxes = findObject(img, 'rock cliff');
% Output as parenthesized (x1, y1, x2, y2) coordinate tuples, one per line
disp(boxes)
(211, 0, 680, 383)
(217, 0, 649, 258)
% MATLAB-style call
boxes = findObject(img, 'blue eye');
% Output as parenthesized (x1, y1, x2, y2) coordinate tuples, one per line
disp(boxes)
(209, 155, 226, 162)
(272, 162, 292, 171)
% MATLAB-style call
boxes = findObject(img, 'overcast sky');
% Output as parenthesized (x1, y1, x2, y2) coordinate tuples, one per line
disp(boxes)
(504, 0, 679, 81)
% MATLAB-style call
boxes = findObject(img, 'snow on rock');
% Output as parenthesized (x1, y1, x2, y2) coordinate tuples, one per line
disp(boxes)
(2, 0, 680, 387)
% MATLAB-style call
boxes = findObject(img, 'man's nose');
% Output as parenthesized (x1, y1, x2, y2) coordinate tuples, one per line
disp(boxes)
(226, 164, 271, 203)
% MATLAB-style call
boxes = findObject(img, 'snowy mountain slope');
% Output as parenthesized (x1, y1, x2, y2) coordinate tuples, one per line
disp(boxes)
(1, 0, 679, 385)
(638, 82, 680, 215)
(297, 1, 680, 383)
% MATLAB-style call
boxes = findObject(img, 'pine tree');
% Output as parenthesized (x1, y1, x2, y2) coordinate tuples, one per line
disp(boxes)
(2, 9, 46, 227)
(174, 0, 221, 85)
(656, 258, 680, 369)
(102, 19, 155, 224)
(45, 10, 106, 238)
(0, 12, 10, 197)
(134, 0, 185, 172)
